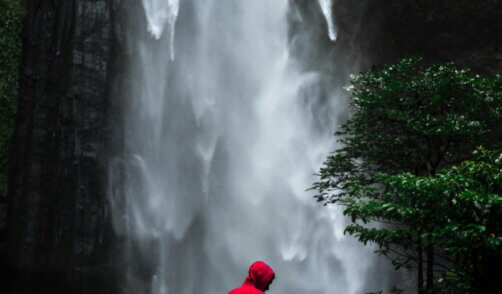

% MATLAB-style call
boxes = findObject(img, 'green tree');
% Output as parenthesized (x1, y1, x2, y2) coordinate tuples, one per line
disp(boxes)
(344, 148, 501, 293)
(312, 57, 502, 293)
(0, 0, 24, 224)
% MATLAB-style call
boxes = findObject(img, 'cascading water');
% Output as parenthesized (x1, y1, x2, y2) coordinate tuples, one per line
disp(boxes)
(317, 0, 337, 41)
(110, 0, 378, 293)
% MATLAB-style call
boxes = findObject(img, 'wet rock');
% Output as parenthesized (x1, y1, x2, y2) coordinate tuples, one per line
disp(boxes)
(5, 0, 123, 292)
(332, 0, 502, 73)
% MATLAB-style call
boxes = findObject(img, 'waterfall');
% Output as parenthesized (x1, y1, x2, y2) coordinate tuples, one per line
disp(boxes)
(110, 0, 375, 293)
(317, 0, 337, 41)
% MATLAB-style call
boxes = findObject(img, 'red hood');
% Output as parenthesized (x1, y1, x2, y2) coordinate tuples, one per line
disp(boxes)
(244, 261, 275, 291)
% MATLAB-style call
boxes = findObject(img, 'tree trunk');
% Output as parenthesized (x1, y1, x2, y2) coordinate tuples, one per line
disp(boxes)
(426, 244, 434, 291)
(418, 239, 424, 294)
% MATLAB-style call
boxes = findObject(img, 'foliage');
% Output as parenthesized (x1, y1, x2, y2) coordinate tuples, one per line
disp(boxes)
(344, 148, 501, 292)
(0, 0, 24, 223)
(314, 57, 501, 204)
(312, 57, 502, 293)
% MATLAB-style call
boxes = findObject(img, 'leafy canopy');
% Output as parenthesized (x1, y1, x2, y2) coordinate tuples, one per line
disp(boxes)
(344, 148, 502, 292)
(314, 57, 502, 204)
(312, 57, 502, 293)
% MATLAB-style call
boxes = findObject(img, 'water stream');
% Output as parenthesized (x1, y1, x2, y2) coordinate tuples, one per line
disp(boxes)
(110, 1, 376, 293)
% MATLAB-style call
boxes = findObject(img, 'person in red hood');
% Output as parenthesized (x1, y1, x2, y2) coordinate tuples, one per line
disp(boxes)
(228, 261, 276, 294)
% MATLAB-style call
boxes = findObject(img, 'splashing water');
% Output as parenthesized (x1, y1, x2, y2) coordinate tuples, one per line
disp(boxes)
(317, 0, 337, 41)
(141, 0, 179, 59)
(110, 0, 374, 293)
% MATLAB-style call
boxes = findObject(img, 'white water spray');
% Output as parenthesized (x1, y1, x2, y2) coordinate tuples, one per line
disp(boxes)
(141, 0, 179, 59)
(110, 0, 375, 293)
(317, 0, 337, 41)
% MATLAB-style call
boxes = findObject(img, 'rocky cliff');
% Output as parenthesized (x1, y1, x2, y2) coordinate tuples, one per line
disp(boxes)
(332, 0, 502, 73)
(5, 0, 122, 292)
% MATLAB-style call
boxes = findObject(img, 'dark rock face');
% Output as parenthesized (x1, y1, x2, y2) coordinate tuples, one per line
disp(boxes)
(5, 0, 121, 292)
(333, 0, 502, 73)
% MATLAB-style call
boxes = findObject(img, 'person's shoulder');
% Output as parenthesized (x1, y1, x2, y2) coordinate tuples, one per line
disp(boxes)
(228, 287, 264, 294)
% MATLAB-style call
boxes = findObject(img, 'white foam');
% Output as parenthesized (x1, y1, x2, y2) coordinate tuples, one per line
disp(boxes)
(317, 0, 337, 41)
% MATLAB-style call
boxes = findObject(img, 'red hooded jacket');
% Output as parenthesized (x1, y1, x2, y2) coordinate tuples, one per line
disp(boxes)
(228, 261, 275, 294)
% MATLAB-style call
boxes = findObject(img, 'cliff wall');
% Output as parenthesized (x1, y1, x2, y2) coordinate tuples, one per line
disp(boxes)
(5, 1, 122, 292)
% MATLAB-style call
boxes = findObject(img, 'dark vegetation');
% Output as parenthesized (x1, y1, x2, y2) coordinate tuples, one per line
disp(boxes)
(332, 0, 502, 74)
(2, 0, 117, 293)
(0, 0, 24, 285)
(386, 0, 502, 73)
(0, 0, 24, 233)
(312, 57, 502, 293)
